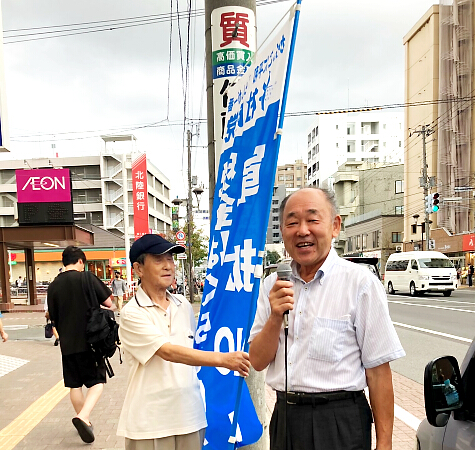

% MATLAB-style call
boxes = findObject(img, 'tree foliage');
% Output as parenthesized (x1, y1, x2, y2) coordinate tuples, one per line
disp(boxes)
(165, 218, 209, 267)
(266, 250, 281, 265)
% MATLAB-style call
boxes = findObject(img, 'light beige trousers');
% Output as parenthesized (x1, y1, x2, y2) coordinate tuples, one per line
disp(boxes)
(125, 429, 205, 450)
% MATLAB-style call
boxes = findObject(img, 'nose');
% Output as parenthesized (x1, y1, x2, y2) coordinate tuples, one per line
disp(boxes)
(296, 221, 310, 236)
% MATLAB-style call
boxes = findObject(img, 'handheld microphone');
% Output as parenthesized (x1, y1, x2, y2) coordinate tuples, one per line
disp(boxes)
(276, 263, 292, 329)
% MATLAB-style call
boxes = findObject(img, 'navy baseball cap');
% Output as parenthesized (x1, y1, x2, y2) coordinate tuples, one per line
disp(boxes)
(129, 234, 185, 264)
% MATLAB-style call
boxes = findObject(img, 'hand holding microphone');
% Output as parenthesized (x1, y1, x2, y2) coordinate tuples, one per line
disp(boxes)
(276, 263, 293, 329)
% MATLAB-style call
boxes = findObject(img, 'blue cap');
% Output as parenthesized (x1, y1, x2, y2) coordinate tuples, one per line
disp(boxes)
(129, 234, 185, 264)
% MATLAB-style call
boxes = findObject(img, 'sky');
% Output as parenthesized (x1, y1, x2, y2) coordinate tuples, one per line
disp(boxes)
(1, 0, 437, 203)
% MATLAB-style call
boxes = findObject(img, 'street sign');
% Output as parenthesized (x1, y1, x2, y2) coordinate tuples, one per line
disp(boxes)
(177, 253, 187, 259)
(176, 231, 186, 241)
(176, 240, 186, 245)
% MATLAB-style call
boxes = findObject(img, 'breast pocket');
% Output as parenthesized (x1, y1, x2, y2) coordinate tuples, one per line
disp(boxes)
(308, 317, 349, 363)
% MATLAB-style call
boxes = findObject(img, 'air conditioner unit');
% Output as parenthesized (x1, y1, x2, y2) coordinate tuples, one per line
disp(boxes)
(395, 245, 403, 252)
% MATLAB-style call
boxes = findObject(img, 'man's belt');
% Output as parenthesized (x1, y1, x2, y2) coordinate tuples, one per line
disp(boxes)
(276, 390, 364, 405)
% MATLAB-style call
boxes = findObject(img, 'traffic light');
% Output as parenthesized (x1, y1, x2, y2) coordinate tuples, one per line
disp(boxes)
(425, 194, 433, 214)
(432, 193, 440, 212)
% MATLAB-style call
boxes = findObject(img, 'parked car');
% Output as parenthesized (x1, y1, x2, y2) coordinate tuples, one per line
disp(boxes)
(342, 256, 381, 280)
(416, 337, 475, 450)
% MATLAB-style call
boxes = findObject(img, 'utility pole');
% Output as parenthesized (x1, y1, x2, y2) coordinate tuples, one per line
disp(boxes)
(187, 129, 194, 304)
(412, 125, 435, 250)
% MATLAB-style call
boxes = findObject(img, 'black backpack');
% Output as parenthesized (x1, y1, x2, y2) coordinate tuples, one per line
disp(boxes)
(82, 271, 121, 378)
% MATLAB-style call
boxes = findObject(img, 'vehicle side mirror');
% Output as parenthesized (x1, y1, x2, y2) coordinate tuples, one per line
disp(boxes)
(423, 356, 464, 427)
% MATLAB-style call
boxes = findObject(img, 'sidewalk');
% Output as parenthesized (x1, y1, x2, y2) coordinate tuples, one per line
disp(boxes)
(0, 311, 424, 450)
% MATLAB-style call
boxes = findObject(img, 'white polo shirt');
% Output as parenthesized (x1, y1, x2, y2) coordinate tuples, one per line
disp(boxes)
(117, 287, 207, 439)
(249, 248, 405, 393)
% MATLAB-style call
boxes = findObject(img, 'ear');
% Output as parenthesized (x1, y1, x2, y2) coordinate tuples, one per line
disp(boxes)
(332, 215, 342, 238)
(133, 261, 142, 278)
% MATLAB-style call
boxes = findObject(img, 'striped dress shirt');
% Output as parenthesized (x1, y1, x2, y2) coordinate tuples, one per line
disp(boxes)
(249, 248, 405, 393)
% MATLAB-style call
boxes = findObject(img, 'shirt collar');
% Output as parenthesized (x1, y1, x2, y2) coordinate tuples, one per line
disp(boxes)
(135, 286, 182, 308)
(291, 247, 339, 284)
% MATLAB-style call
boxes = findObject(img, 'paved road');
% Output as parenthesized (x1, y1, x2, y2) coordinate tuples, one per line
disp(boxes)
(389, 288, 474, 384)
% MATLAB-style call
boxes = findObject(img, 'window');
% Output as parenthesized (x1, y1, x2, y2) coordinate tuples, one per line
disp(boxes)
(399, 141, 402, 147)
(296, 177, 301, 181)
(347, 237, 353, 252)
(308, 133, 311, 144)
(362, 234, 367, 249)
(336, 124, 339, 130)
(315, 126, 318, 136)
(273, 224, 279, 229)
(279, 175, 284, 181)
(316, 144, 319, 154)
(296, 166, 301, 170)
(395, 205, 403, 215)
(272, 208, 278, 213)
(272, 199, 278, 205)
(392, 232, 403, 243)
(395, 180, 403, 194)
(372, 231, 380, 248)
(355, 235, 361, 250)
(273, 233, 280, 238)
(308, 151, 311, 160)
(336, 143, 339, 148)
(411, 224, 417, 234)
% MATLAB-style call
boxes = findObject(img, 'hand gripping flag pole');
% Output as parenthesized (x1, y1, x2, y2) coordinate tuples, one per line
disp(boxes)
(227, 2, 303, 449)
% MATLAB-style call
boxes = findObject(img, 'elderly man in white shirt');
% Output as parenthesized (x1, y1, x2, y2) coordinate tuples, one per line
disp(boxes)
(249, 188, 405, 450)
(117, 234, 250, 450)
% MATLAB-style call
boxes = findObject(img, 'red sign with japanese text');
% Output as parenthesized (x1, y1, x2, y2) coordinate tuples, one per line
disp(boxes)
(132, 153, 149, 240)
(463, 233, 475, 251)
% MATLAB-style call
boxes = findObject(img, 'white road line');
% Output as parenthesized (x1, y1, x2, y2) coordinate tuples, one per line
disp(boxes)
(389, 300, 475, 313)
(364, 388, 422, 430)
(394, 404, 421, 431)
(393, 321, 472, 343)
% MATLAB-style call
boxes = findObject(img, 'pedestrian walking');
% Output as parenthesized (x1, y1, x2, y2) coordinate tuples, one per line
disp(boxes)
(48, 245, 113, 444)
(111, 271, 127, 314)
(469, 263, 474, 287)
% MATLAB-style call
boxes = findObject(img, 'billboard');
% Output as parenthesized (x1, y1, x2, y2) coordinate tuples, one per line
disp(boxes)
(16, 168, 73, 225)
(132, 153, 149, 240)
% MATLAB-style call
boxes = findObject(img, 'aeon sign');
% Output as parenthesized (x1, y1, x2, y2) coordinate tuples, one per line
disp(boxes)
(16, 169, 72, 203)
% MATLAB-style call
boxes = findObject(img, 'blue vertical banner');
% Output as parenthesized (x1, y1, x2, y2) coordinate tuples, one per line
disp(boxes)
(195, 3, 301, 449)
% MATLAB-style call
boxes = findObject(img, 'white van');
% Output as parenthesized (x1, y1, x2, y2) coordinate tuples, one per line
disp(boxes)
(384, 251, 457, 297)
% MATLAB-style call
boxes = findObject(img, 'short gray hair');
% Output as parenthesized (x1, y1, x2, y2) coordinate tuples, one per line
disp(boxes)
(279, 187, 339, 225)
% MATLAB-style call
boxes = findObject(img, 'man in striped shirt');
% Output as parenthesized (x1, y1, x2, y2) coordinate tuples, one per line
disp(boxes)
(249, 187, 405, 450)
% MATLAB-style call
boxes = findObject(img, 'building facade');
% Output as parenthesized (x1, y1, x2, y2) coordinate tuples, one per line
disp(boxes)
(306, 111, 404, 188)
(404, 2, 475, 267)
(266, 185, 287, 244)
(327, 161, 404, 268)
(0, 152, 173, 239)
(274, 158, 307, 188)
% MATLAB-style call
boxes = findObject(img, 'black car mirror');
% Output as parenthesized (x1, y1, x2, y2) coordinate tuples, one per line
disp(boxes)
(423, 356, 463, 427)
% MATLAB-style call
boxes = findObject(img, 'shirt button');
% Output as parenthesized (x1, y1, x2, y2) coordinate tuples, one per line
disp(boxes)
(305, 287, 308, 291)
(164, 313, 167, 317)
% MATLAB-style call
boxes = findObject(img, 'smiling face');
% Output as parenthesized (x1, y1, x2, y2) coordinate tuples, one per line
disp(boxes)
(281, 188, 341, 282)
(133, 252, 175, 292)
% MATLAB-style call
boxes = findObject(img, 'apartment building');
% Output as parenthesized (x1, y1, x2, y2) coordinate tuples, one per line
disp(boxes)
(266, 185, 287, 244)
(306, 111, 404, 188)
(0, 152, 173, 240)
(325, 161, 404, 271)
(274, 159, 307, 189)
(404, 2, 475, 264)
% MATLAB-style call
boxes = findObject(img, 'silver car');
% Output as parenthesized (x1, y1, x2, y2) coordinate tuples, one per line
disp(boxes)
(416, 337, 475, 450)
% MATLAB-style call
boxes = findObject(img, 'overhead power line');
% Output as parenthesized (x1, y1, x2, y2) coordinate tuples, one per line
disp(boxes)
(11, 95, 475, 142)
(3, 0, 291, 44)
